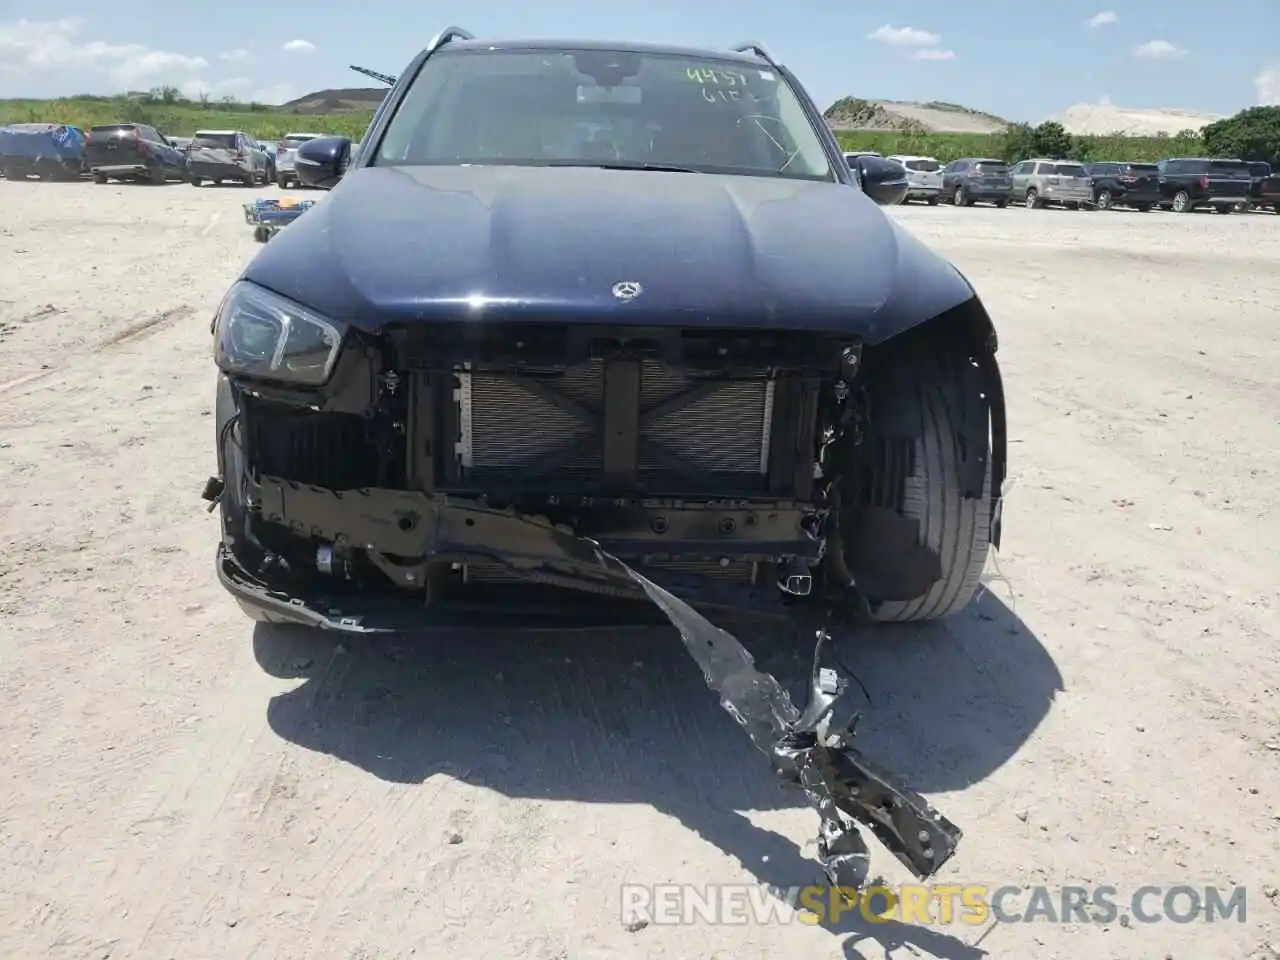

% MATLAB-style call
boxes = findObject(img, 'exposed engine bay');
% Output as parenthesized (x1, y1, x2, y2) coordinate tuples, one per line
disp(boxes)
(207, 317, 1003, 892)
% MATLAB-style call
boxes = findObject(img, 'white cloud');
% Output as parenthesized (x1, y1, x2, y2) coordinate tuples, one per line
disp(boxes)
(866, 24, 940, 47)
(1133, 40, 1187, 59)
(1087, 11, 1118, 27)
(1256, 66, 1280, 104)
(281, 39, 315, 54)
(218, 48, 250, 62)
(911, 49, 956, 61)
(0, 18, 206, 92)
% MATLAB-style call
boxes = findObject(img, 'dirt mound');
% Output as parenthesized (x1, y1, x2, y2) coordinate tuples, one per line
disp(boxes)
(1054, 103, 1224, 136)
(282, 87, 385, 113)
(824, 97, 1008, 134)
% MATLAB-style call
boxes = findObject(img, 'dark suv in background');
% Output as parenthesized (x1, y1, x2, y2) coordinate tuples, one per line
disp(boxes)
(84, 123, 186, 184)
(1085, 161, 1159, 211)
(940, 158, 1012, 207)
(1156, 158, 1252, 213)
(1246, 161, 1280, 213)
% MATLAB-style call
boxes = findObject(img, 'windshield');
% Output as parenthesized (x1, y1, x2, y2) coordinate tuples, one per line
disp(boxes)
(902, 159, 940, 172)
(1247, 161, 1271, 177)
(375, 47, 833, 181)
(1053, 163, 1087, 176)
(89, 124, 135, 137)
(973, 161, 1008, 173)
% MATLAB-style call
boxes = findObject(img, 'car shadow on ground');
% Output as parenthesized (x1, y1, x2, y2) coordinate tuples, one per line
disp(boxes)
(255, 589, 1061, 960)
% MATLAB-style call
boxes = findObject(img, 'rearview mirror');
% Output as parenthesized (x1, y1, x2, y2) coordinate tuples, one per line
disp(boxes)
(296, 136, 352, 189)
(852, 156, 909, 206)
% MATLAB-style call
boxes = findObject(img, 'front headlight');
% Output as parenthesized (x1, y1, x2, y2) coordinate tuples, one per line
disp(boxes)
(213, 281, 344, 385)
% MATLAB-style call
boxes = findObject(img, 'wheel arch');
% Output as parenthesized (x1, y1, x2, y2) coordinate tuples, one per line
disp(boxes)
(861, 289, 1007, 551)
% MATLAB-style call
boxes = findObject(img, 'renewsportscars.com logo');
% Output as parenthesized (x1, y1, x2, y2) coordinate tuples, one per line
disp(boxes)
(620, 883, 1250, 927)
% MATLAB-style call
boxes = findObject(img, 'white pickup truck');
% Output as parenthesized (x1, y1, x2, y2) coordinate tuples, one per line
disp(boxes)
(885, 155, 943, 205)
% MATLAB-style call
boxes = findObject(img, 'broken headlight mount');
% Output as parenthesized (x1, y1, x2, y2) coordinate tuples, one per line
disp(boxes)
(222, 483, 963, 891)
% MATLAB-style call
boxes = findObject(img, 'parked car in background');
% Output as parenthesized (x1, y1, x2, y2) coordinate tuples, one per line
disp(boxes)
(843, 150, 882, 161)
(940, 157, 1012, 207)
(1084, 161, 1158, 211)
(886, 155, 942, 204)
(84, 123, 186, 184)
(1009, 159, 1093, 210)
(1157, 158, 1252, 213)
(1246, 161, 1280, 213)
(275, 132, 326, 188)
(187, 130, 269, 186)
(0, 122, 86, 180)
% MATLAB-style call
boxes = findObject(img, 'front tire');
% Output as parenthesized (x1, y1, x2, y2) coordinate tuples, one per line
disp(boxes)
(1095, 190, 1113, 210)
(842, 342, 994, 622)
(954, 186, 968, 207)
(1025, 189, 1041, 209)
(1172, 190, 1192, 213)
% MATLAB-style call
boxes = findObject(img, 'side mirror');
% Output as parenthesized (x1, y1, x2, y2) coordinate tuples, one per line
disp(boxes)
(853, 156, 910, 206)
(296, 136, 352, 189)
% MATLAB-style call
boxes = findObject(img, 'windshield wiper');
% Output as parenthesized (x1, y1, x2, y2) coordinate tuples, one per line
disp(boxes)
(534, 159, 699, 174)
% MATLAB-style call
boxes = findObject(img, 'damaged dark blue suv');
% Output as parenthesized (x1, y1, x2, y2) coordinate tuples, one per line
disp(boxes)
(208, 29, 1006, 632)
(205, 27, 1008, 896)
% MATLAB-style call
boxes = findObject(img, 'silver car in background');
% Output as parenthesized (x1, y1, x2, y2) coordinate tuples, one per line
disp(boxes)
(274, 132, 326, 188)
(886, 155, 943, 205)
(1010, 159, 1095, 210)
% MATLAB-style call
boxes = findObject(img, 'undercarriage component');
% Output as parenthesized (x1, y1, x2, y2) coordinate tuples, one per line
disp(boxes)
(218, 477, 963, 888)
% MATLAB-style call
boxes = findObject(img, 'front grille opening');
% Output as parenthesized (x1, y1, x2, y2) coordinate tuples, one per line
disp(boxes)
(246, 401, 405, 490)
(457, 359, 771, 492)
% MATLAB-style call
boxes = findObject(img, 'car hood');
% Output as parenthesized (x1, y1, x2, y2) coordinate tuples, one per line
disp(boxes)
(244, 165, 977, 343)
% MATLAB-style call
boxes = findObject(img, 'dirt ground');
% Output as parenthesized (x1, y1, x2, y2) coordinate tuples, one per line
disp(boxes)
(1, 181, 1278, 960)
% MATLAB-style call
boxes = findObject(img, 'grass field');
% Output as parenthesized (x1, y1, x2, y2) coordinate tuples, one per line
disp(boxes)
(2, 95, 1205, 162)
(832, 129, 1205, 163)
(0, 96, 374, 140)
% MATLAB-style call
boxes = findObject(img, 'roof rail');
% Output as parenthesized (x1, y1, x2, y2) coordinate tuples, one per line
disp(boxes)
(349, 64, 398, 85)
(426, 26, 475, 56)
(730, 42, 781, 68)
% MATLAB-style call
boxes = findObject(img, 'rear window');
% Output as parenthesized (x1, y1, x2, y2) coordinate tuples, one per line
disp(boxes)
(1053, 163, 1087, 176)
(1208, 160, 1250, 178)
(903, 159, 941, 172)
(973, 161, 1008, 173)
(194, 133, 238, 148)
(1125, 163, 1158, 173)
(89, 124, 136, 137)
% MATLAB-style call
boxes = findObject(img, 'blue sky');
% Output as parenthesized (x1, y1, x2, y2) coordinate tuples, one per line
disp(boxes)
(1, 0, 1276, 121)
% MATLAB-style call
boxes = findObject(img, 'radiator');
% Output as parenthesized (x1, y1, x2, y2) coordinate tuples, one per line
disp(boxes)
(454, 359, 775, 489)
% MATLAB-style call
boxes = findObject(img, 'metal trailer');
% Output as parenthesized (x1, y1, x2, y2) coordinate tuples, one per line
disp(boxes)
(242, 197, 317, 242)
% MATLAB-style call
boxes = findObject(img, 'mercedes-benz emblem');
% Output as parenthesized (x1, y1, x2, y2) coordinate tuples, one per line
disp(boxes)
(612, 281, 643, 301)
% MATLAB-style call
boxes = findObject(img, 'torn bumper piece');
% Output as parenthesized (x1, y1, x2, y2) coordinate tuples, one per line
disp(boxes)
(213, 479, 962, 888)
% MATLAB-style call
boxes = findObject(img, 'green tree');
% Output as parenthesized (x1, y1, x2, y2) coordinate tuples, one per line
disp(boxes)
(998, 122, 1038, 162)
(1031, 121, 1072, 158)
(1201, 106, 1280, 165)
